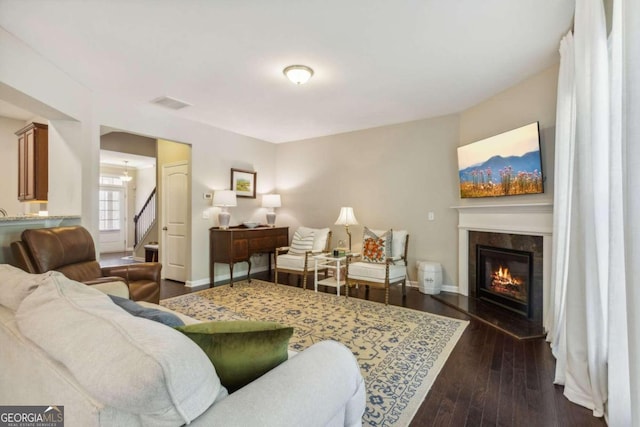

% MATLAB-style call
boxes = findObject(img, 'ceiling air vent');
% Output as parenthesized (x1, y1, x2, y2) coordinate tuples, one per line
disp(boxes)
(151, 96, 192, 110)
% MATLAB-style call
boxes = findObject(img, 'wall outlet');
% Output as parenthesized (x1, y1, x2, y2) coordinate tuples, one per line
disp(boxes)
(202, 210, 210, 219)
(203, 192, 212, 200)
(428, 211, 435, 221)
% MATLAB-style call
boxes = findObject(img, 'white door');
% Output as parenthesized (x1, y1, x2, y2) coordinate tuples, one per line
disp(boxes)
(162, 162, 189, 282)
(99, 186, 126, 253)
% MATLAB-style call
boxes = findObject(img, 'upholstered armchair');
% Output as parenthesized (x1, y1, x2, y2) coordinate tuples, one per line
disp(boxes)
(274, 227, 332, 290)
(345, 228, 409, 305)
(11, 226, 161, 303)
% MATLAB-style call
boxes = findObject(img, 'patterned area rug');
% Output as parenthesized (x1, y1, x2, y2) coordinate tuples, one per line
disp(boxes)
(161, 280, 468, 426)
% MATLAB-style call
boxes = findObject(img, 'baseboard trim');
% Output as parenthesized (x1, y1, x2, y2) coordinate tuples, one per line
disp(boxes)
(185, 265, 270, 288)
(185, 278, 209, 289)
(406, 280, 460, 294)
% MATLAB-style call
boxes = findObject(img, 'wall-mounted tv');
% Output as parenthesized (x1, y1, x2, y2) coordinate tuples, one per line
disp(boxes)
(457, 122, 543, 198)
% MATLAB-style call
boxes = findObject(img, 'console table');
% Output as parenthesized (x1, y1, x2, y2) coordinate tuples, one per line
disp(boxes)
(209, 226, 289, 286)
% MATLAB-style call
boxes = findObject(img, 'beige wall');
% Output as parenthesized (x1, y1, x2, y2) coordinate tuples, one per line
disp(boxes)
(276, 114, 461, 285)
(101, 132, 156, 157)
(458, 64, 559, 204)
(274, 64, 560, 288)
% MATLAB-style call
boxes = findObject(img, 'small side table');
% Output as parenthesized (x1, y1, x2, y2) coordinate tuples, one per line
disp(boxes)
(313, 254, 347, 296)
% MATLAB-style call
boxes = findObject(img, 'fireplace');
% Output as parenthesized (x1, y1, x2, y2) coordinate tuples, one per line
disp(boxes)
(454, 203, 551, 334)
(468, 231, 543, 324)
(476, 245, 533, 318)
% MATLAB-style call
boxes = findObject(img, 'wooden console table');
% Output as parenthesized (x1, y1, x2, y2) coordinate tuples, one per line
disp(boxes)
(209, 226, 289, 286)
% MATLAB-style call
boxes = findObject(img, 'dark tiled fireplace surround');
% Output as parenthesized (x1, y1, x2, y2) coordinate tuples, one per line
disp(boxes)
(468, 231, 543, 324)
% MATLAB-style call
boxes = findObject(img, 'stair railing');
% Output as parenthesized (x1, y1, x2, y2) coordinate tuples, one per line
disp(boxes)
(134, 188, 156, 247)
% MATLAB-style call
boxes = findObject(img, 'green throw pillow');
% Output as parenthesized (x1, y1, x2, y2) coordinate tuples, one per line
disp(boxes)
(175, 321, 293, 393)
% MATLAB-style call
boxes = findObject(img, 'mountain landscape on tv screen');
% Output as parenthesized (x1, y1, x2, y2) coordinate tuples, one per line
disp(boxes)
(458, 151, 543, 198)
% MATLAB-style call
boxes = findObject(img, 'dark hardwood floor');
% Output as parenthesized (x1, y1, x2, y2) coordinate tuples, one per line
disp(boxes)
(100, 253, 605, 427)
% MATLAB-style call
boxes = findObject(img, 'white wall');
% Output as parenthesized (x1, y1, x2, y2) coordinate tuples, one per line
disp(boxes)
(0, 116, 24, 216)
(0, 27, 94, 226)
(276, 115, 461, 285)
(1, 26, 277, 285)
(135, 165, 156, 214)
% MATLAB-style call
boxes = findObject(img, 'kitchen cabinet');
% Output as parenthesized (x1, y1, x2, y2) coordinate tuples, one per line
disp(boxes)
(15, 123, 48, 201)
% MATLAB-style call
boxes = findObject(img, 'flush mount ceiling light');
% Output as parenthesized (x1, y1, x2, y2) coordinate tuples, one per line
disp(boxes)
(283, 65, 314, 85)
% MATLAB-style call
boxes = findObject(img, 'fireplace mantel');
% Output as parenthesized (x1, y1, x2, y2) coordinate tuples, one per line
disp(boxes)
(452, 201, 553, 323)
(453, 202, 552, 235)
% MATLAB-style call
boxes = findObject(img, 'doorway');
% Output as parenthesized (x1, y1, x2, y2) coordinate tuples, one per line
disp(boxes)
(98, 183, 126, 253)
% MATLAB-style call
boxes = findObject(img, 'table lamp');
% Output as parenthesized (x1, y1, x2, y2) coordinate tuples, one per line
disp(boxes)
(334, 207, 358, 251)
(262, 194, 281, 227)
(213, 190, 237, 229)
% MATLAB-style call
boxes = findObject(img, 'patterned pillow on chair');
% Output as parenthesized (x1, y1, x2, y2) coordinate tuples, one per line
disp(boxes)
(288, 228, 315, 255)
(362, 227, 393, 263)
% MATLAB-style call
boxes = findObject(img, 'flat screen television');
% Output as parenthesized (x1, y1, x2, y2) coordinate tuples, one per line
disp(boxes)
(457, 122, 544, 198)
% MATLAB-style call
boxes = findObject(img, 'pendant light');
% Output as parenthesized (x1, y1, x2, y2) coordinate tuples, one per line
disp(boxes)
(121, 161, 133, 182)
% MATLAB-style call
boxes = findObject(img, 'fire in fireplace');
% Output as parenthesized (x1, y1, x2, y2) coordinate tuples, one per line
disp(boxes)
(476, 245, 533, 318)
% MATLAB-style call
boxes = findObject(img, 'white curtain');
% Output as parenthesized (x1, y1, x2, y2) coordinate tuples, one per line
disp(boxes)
(608, 0, 640, 424)
(546, 30, 575, 384)
(549, 0, 640, 424)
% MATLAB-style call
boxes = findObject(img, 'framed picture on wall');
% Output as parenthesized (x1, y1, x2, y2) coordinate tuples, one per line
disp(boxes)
(230, 168, 257, 198)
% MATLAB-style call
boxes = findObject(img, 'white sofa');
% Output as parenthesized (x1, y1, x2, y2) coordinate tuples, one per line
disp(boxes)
(0, 265, 365, 427)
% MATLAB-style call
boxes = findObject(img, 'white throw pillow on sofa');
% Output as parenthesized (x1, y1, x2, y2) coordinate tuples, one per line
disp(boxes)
(16, 274, 223, 426)
(0, 264, 58, 311)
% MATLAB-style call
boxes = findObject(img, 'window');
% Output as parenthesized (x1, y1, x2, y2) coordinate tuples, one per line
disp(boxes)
(99, 176, 125, 186)
(99, 189, 121, 231)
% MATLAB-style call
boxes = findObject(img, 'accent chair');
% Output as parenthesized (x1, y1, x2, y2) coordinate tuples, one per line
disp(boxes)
(274, 227, 332, 290)
(345, 228, 409, 305)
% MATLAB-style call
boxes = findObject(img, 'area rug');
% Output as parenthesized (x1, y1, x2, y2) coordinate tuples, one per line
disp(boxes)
(161, 280, 468, 426)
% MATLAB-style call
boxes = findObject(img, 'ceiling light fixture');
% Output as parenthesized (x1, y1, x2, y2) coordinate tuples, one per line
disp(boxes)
(283, 65, 314, 85)
(121, 161, 133, 182)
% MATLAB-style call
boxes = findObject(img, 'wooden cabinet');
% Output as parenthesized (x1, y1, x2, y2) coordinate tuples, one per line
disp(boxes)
(210, 226, 289, 286)
(15, 123, 48, 201)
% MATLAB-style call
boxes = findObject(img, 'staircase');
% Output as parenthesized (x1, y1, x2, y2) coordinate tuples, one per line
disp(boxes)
(134, 188, 156, 248)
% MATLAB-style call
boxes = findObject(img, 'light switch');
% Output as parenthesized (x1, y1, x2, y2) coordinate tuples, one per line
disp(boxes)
(428, 212, 435, 221)
(202, 210, 210, 219)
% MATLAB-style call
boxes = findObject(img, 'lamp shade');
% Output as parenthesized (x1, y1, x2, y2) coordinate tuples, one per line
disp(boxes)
(335, 207, 358, 226)
(213, 190, 237, 207)
(262, 194, 282, 208)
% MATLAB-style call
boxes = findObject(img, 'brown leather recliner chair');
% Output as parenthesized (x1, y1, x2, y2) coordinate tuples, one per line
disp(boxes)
(11, 226, 161, 304)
